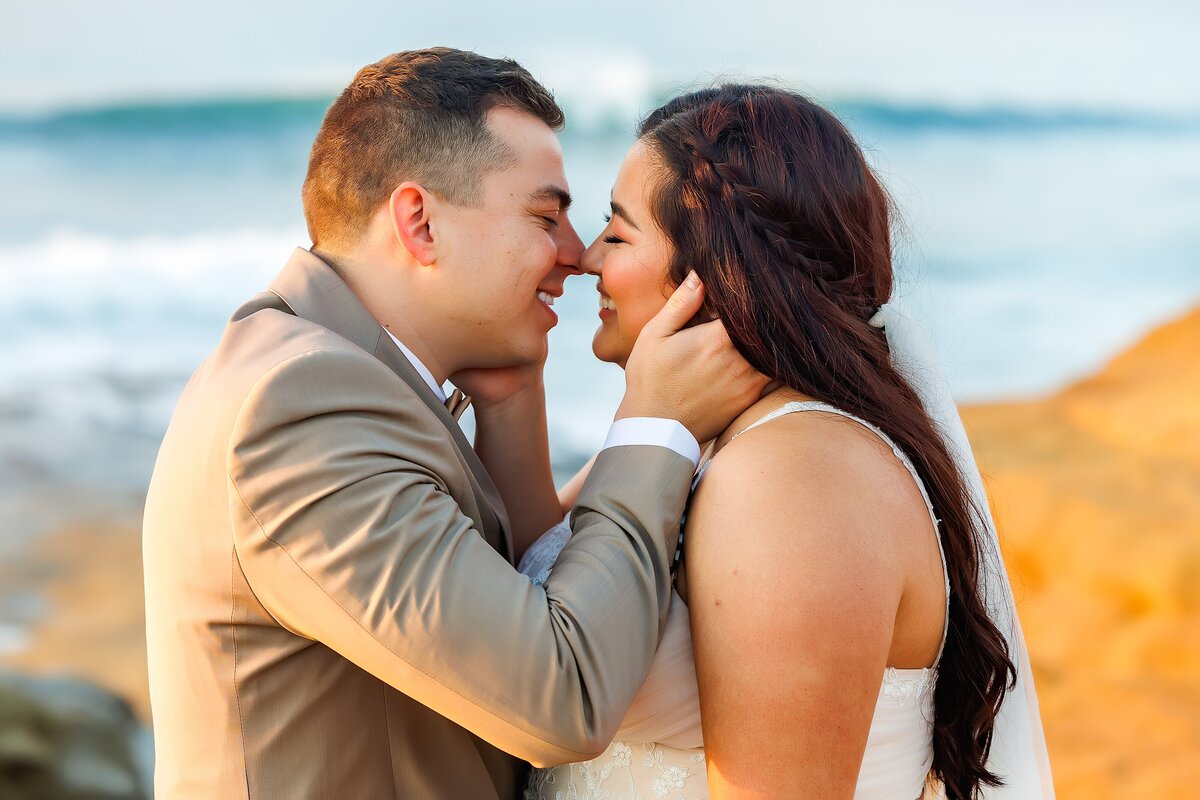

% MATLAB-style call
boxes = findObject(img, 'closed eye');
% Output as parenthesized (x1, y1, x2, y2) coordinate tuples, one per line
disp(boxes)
(602, 213, 625, 244)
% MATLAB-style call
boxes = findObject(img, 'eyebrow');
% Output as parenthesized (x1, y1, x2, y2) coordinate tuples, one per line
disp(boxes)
(529, 184, 573, 210)
(610, 199, 642, 232)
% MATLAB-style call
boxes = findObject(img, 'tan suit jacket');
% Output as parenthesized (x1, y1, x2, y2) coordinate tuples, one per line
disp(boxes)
(143, 249, 693, 799)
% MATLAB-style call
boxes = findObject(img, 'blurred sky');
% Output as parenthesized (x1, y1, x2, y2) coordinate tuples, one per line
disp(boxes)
(5, 0, 1199, 114)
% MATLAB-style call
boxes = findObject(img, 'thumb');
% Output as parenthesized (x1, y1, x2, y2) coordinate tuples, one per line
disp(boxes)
(644, 270, 704, 338)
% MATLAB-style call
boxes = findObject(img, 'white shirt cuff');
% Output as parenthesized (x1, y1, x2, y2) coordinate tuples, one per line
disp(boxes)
(601, 417, 701, 468)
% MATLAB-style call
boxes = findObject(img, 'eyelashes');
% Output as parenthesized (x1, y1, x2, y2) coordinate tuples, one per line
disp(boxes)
(602, 213, 625, 245)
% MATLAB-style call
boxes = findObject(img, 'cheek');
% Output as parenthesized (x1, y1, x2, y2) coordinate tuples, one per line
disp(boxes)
(617, 298, 665, 346)
(483, 220, 554, 273)
(606, 254, 670, 343)
(530, 230, 558, 267)
(486, 230, 554, 315)
(518, 220, 558, 268)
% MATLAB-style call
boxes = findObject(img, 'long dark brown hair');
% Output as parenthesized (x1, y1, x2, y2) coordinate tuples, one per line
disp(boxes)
(640, 85, 1015, 798)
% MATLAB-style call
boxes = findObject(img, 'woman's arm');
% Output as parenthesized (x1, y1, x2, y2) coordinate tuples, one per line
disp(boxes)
(685, 419, 905, 798)
(471, 381, 564, 562)
(451, 359, 563, 562)
(557, 453, 598, 514)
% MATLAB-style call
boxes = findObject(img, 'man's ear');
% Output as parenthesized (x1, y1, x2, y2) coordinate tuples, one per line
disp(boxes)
(388, 182, 438, 266)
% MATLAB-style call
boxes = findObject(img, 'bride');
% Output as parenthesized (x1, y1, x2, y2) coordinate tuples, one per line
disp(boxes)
(520, 85, 1053, 798)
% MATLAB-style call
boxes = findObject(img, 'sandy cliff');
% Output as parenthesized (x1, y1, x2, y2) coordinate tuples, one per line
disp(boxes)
(963, 305, 1200, 798)
(2, 306, 1197, 797)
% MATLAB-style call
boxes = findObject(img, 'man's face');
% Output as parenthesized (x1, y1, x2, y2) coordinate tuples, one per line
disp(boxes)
(432, 107, 584, 368)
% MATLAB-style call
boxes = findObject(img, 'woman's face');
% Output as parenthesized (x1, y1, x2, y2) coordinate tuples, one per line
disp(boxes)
(581, 140, 675, 368)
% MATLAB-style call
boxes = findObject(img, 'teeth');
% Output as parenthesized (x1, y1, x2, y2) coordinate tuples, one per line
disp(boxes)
(537, 291, 555, 307)
(599, 296, 616, 311)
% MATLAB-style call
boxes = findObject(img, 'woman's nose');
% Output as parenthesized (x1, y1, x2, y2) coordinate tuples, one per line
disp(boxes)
(580, 237, 604, 276)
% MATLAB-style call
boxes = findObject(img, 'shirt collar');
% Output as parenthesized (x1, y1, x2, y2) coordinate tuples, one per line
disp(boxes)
(383, 328, 447, 403)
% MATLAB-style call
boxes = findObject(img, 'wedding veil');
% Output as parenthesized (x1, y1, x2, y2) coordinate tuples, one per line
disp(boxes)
(870, 305, 1056, 799)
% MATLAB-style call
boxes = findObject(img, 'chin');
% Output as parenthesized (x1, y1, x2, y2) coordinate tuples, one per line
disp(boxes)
(518, 335, 549, 365)
(591, 332, 629, 368)
(481, 338, 542, 369)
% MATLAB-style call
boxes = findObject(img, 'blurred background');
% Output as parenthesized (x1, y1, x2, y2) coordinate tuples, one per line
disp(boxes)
(1, 1, 1197, 796)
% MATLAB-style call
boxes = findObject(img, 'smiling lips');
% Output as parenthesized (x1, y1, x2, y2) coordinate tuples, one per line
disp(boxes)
(596, 283, 615, 312)
(534, 288, 615, 313)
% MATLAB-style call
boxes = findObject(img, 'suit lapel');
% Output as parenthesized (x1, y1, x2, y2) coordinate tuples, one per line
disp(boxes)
(370, 334, 515, 562)
(266, 248, 515, 563)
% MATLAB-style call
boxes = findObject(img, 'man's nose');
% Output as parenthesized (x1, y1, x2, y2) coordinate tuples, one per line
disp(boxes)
(556, 216, 586, 274)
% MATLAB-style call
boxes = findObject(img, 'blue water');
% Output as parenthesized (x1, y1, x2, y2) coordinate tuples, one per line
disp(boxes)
(2, 92, 1198, 484)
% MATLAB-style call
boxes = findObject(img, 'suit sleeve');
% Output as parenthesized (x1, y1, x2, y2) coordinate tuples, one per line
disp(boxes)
(227, 348, 691, 765)
(610, 590, 704, 749)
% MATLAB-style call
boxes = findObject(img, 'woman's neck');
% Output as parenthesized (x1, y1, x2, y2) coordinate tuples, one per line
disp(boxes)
(709, 384, 815, 455)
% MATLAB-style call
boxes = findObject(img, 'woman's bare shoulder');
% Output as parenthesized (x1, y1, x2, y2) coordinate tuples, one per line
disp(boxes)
(698, 404, 918, 521)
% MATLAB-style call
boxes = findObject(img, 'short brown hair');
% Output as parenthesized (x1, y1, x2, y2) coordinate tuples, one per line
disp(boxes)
(302, 47, 564, 250)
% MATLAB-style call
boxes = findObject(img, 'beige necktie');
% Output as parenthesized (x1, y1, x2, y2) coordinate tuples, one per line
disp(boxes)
(444, 388, 471, 421)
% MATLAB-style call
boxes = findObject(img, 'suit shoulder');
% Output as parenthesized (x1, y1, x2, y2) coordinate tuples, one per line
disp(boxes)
(220, 303, 359, 366)
(175, 303, 431, 443)
(241, 345, 400, 405)
(206, 303, 395, 391)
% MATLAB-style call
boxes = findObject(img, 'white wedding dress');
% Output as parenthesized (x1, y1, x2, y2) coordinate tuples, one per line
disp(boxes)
(520, 401, 951, 800)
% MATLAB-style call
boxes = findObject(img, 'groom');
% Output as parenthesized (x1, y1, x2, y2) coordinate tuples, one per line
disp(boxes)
(143, 48, 764, 799)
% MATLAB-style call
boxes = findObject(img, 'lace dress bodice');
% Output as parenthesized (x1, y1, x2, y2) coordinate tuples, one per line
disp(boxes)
(520, 401, 950, 800)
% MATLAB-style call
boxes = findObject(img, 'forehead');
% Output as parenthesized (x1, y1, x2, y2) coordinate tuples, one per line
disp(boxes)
(612, 140, 654, 209)
(480, 106, 567, 199)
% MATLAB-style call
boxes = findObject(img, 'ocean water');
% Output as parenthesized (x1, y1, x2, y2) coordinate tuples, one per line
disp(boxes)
(1, 93, 1198, 497)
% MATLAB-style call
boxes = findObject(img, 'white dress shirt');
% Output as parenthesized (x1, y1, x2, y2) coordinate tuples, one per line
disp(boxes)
(384, 328, 447, 404)
(384, 327, 700, 468)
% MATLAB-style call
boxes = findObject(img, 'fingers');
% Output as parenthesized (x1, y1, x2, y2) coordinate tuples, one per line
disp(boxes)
(686, 318, 735, 364)
(620, 286, 773, 439)
(692, 320, 771, 401)
(642, 270, 704, 338)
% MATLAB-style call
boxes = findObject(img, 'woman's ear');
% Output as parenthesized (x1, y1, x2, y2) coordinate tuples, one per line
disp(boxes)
(388, 182, 437, 266)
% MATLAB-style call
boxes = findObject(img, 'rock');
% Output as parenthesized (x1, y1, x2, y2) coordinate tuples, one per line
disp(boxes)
(0, 670, 148, 799)
(963, 304, 1200, 798)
